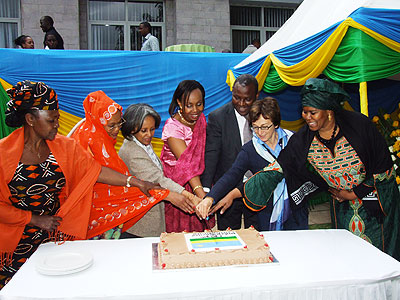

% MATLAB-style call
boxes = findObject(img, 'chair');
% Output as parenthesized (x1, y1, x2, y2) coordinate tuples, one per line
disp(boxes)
(66, 118, 86, 137)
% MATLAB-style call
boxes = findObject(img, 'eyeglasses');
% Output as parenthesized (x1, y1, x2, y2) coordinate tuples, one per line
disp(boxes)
(252, 123, 273, 132)
(107, 118, 126, 131)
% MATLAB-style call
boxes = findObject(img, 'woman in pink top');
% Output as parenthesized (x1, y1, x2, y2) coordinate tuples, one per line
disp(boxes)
(161, 80, 214, 232)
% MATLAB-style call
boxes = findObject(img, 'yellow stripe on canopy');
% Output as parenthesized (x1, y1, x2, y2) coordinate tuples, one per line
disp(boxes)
(271, 19, 350, 86)
(350, 20, 400, 53)
(226, 56, 272, 92)
(255, 57, 272, 92)
(226, 70, 236, 91)
(359, 82, 368, 117)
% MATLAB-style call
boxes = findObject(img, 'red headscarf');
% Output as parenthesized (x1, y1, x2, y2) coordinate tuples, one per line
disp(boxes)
(72, 91, 168, 238)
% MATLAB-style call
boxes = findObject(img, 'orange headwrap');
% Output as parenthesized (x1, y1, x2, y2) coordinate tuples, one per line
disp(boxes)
(73, 90, 127, 172)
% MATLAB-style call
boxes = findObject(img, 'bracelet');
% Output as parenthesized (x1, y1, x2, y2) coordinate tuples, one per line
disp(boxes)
(192, 185, 203, 193)
(126, 176, 133, 187)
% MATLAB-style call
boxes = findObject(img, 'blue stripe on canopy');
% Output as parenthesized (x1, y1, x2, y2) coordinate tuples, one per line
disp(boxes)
(350, 7, 400, 43)
(230, 54, 263, 80)
(273, 24, 339, 66)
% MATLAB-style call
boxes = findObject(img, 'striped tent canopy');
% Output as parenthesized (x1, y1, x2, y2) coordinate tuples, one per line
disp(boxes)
(227, 0, 400, 127)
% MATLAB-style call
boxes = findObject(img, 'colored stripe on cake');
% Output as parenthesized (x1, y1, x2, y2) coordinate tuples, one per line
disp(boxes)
(190, 236, 243, 249)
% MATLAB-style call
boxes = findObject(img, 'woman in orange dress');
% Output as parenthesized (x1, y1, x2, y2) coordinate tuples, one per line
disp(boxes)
(72, 91, 182, 239)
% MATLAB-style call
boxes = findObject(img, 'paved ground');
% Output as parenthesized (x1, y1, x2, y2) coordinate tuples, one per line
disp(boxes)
(308, 202, 331, 229)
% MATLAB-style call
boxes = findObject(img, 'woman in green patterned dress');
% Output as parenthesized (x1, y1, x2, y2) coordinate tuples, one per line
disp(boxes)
(243, 78, 400, 260)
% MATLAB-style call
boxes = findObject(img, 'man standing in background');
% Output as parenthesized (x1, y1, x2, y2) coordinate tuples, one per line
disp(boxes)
(40, 16, 64, 49)
(242, 39, 261, 54)
(139, 21, 160, 51)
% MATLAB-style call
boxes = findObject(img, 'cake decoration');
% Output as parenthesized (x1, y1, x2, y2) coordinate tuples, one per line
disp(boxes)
(184, 231, 246, 252)
(158, 228, 273, 269)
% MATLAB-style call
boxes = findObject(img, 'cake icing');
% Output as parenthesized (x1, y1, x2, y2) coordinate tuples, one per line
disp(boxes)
(158, 227, 273, 269)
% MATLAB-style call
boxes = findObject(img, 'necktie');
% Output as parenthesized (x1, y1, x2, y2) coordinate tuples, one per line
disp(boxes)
(243, 118, 253, 179)
(243, 118, 252, 144)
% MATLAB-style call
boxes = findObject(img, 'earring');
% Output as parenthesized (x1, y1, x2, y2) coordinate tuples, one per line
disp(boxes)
(328, 114, 332, 121)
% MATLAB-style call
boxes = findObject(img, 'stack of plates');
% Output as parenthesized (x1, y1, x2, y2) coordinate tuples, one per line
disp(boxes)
(36, 251, 93, 275)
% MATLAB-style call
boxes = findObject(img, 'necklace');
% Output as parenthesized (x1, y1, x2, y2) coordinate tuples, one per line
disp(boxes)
(177, 109, 196, 126)
(26, 143, 41, 159)
(316, 123, 338, 146)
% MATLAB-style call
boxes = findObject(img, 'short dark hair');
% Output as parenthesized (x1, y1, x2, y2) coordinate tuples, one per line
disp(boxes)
(168, 80, 205, 116)
(14, 35, 31, 47)
(121, 103, 161, 140)
(140, 21, 152, 31)
(252, 38, 260, 45)
(249, 97, 281, 127)
(41, 16, 54, 26)
(233, 74, 258, 94)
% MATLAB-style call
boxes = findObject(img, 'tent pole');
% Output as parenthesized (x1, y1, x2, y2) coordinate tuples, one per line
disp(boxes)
(359, 82, 368, 116)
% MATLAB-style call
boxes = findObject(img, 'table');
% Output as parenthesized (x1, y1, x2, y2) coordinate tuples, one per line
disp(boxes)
(164, 44, 215, 52)
(1, 229, 399, 300)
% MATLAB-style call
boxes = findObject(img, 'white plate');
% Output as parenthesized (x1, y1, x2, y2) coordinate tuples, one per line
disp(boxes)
(36, 251, 93, 275)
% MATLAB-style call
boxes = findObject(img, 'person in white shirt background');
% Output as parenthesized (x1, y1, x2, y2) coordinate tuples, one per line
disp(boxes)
(242, 38, 261, 54)
(138, 21, 160, 51)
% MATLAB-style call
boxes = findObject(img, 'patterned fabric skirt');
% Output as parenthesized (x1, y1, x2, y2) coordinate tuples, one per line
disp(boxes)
(331, 199, 382, 247)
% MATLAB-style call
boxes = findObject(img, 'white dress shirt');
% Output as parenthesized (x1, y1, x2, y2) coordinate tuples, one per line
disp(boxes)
(141, 33, 160, 51)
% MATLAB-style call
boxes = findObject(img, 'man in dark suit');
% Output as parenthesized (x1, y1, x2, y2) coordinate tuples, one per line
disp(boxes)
(40, 16, 64, 49)
(202, 74, 259, 230)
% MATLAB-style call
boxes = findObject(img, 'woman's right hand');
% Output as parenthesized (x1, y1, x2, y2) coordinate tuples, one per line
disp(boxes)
(181, 190, 202, 206)
(196, 197, 213, 220)
(165, 191, 195, 214)
(29, 215, 62, 232)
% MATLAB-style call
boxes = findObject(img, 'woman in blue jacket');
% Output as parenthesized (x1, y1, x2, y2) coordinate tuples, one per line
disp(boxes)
(198, 97, 304, 230)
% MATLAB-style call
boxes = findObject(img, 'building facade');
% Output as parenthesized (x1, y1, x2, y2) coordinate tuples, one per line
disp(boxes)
(1, 0, 302, 52)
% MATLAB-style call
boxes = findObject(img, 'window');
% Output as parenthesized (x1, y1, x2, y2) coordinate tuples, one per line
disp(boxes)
(230, 5, 295, 53)
(0, 0, 20, 48)
(88, 0, 164, 50)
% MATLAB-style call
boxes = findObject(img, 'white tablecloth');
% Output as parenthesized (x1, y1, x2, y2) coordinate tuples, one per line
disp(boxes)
(1, 229, 399, 300)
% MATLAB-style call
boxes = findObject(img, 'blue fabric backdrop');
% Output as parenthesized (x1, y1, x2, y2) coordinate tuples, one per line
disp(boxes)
(0, 49, 248, 137)
(1, 49, 399, 134)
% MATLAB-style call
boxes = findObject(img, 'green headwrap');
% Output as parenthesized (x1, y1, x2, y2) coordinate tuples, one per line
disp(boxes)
(301, 78, 350, 112)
